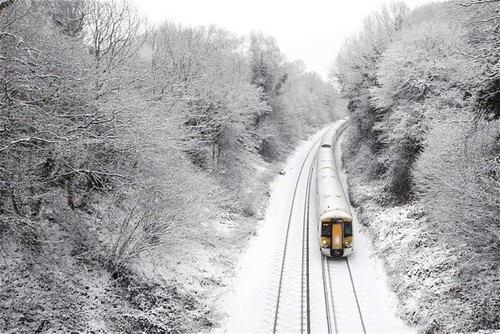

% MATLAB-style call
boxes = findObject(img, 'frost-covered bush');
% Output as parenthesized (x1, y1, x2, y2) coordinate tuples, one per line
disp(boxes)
(406, 118, 500, 332)
(414, 119, 500, 251)
(342, 128, 386, 207)
(413, 119, 500, 331)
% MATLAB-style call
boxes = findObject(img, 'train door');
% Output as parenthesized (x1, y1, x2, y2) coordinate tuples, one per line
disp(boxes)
(330, 218, 344, 257)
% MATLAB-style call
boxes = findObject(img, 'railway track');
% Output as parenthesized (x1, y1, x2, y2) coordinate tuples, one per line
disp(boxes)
(322, 256, 366, 334)
(271, 124, 367, 334)
(272, 134, 319, 334)
(222, 122, 410, 334)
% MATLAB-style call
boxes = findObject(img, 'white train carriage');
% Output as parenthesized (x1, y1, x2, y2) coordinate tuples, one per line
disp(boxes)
(316, 121, 353, 257)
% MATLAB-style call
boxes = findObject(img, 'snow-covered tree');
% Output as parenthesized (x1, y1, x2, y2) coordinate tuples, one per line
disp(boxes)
(334, 2, 410, 163)
(0, 0, 131, 238)
(83, 0, 147, 99)
(370, 19, 474, 201)
(337, 1, 500, 331)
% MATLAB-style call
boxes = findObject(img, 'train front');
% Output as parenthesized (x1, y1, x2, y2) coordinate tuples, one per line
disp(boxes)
(319, 211, 353, 257)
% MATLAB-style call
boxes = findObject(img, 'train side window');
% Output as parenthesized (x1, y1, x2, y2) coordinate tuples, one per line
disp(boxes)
(321, 223, 331, 237)
(344, 222, 353, 237)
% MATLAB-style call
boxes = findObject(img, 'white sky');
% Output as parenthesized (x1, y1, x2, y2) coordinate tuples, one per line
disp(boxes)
(132, 0, 443, 79)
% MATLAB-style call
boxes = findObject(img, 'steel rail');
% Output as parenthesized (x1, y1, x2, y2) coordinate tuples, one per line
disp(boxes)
(322, 256, 336, 334)
(300, 154, 315, 333)
(272, 135, 323, 334)
(346, 257, 367, 334)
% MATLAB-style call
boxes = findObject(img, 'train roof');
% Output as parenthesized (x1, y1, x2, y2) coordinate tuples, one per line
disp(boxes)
(319, 210, 352, 222)
(317, 153, 336, 172)
(321, 119, 348, 142)
(320, 127, 337, 148)
(317, 119, 352, 222)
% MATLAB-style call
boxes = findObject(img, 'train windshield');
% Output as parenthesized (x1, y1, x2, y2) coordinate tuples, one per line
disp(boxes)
(321, 223, 331, 237)
(344, 221, 353, 237)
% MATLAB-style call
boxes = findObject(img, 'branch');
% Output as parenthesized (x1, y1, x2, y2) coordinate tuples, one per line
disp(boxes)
(0, 136, 58, 153)
(60, 168, 131, 180)
(0, 0, 15, 12)
(0, 31, 23, 44)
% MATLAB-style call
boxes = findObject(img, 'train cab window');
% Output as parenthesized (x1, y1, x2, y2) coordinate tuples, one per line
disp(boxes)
(321, 144, 331, 148)
(344, 222, 353, 237)
(321, 223, 331, 237)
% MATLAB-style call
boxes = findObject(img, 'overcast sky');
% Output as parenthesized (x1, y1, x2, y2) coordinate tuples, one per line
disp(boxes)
(132, 0, 443, 79)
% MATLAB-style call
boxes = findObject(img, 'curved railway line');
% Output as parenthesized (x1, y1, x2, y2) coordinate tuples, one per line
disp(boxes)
(222, 121, 412, 334)
(271, 123, 367, 334)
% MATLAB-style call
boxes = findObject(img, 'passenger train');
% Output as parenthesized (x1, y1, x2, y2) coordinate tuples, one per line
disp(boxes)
(316, 121, 353, 257)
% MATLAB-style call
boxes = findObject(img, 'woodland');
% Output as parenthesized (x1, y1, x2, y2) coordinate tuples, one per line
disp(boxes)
(0, 0, 342, 332)
(335, 1, 499, 332)
(1, 0, 499, 333)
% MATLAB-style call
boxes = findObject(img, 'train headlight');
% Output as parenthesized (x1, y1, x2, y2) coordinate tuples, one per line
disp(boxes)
(321, 239, 329, 248)
(344, 240, 352, 248)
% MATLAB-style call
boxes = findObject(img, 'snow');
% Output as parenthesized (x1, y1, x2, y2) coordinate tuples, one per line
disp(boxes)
(215, 123, 414, 333)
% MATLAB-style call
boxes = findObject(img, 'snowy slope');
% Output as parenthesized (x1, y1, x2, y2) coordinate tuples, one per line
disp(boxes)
(215, 123, 413, 333)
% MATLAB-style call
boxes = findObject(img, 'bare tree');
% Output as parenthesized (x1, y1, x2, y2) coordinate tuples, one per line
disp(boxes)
(83, 0, 147, 99)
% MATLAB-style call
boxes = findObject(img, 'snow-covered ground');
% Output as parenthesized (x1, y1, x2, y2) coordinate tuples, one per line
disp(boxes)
(215, 123, 413, 333)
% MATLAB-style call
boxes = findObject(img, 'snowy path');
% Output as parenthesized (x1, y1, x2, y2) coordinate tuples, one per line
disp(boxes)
(216, 123, 413, 333)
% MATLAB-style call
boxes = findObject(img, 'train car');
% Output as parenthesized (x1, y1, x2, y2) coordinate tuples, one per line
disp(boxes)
(316, 121, 353, 257)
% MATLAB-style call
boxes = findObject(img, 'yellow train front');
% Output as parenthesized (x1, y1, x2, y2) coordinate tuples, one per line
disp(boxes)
(316, 122, 353, 257)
